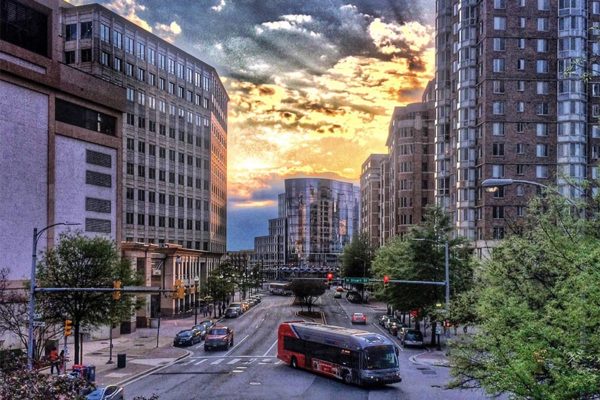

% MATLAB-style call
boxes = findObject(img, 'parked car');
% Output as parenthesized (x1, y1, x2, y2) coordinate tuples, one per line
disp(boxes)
(388, 320, 408, 336)
(192, 320, 215, 339)
(241, 300, 251, 311)
(351, 312, 367, 324)
(250, 295, 261, 303)
(228, 303, 243, 315)
(224, 308, 239, 318)
(204, 326, 234, 351)
(400, 329, 424, 348)
(384, 317, 401, 332)
(173, 329, 202, 346)
(378, 314, 391, 327)
(85, 385, 124, 400)
(333, 291, 342, 299)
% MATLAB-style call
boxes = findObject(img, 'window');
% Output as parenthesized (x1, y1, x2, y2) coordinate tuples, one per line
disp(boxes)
(516, 164, 525, 175)
(493, 206, 504, 219)
(516, 143, 525, 154)
(100, 24, 110, 42)
(149, 73, 156, 86)
(493, 186, 504, 198)
(493, 58, 505, 72)
(519, 17, 526, 28)
(537, 103, 549, 115)
(537, 18, 549, 31)
(148, 48, 155, 65)
(66, 24, 77, 41)
(126, 213, 134, 224)
(536, 123, 548, 136)
(168, 58, 175, 74)
(492, 101, 505, 115)
(114, 57, 122, 71)
(492, 143, 504, 156)
(126, 87, 134, 102)
(516, 184, 524, 196)
(137, 42, 146, 60)
(126, 113, 134, 125)
(594, 1, 600, 14)
(81, 48, 92, 62)
(536, 60, 549, 73)
(159, 53, 166, 69)
(517, 38, 525, 49)
(517, 80, 525, 91)
(492, 122, 504, 136)
(168, 82, 175, 94)
(494, 17, 506, 30)
(537, 39, 548, 52)
(137, 91, 145, 105)
(137, 214, 145, 226)
(113, 30, 122, 48)
(536, 81, 549, 95)
(138, 165, 145, 177)
(138, 189, 145, 201)
(493, 38, 505, 51)
(494, 0, 506, 8)
(492, 164, 504, 178)
(593, 83, 600, 97)
(536, 143, 549, 157)
(80, 21, 92, 39)
(125, 62, 133, 76)
(125, 36, 134, 54)
(100, 51, 110, 66)
(137, 68, 145, 82)
(517, 59, 525, 70)
(126, 163, 134, 175)
(517, 102, 525, 112)
(64, 51, 75, 64)
(148, 96, 155, 109)
(159, 78, 165, 91)
(537, 0, 549, 10)
(536, 165, 548, 178)
(493, 227, 505, 240)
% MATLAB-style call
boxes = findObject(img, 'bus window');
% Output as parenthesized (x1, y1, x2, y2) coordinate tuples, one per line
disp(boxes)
(363, 345, 398, 370)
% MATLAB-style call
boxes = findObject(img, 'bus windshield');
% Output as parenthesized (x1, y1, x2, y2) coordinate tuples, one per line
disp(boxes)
(363, 345, 398, 370)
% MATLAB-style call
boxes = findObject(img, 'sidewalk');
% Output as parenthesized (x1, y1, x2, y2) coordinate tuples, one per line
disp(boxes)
(46, 314, 217, 386)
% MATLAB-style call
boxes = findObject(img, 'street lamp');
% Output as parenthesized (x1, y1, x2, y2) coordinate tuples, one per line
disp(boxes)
(27, 222, 80, 370)
(481, 178, 578, 206)
(194, 276, 199, 325)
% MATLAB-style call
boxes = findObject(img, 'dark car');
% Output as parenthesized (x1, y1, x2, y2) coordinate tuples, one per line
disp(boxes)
(192, 320, 215, 339)
(173, 329, 202, 346)
(85, 385, 124, 400)
(204, 326, 234, 351)
(400, 329, 424, 348)
(378, 315, 391, 327)
(224, 308, 239, 318)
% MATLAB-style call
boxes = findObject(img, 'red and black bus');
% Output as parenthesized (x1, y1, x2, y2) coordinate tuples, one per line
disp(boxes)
(277, 321, 401, 386)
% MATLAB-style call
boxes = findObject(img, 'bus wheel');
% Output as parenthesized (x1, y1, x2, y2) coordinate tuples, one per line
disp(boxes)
(342, 371, 352, 384)
(290, 356, 298, 369)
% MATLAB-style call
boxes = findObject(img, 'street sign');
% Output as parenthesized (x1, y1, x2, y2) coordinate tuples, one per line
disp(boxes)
(33, 313, 42, 320)
(32, 321, 45, 328)
(344, 277, 369, 284)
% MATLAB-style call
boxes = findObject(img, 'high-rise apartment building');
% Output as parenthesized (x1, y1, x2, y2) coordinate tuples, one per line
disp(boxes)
(360, 154, 386, 248)
(61, 3, 228, 254)
(253, 178, 360, 271)
(386, 80, 435, 238)
(435, 0, 600, 253)
(1, 0, 124, 281)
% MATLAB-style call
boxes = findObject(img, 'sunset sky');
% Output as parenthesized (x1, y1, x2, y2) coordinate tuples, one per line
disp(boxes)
(72, 0, 436, 249)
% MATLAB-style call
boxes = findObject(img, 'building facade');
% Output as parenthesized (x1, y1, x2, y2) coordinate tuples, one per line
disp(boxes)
(435, 0, 600, 254)
(0, 0, 124, 281)
(253, 178, 360, 273)
(61, 3, 228, 254)
(386, 81, 435, 239)
(360, 154, 386, 249)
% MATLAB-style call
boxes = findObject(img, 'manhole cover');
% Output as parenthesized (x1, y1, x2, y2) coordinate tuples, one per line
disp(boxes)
(421, 370, 436, 375)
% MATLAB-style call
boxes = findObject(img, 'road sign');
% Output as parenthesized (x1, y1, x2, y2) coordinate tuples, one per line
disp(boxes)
(33, 313, 42, 320)
(344, 277, 369, 284)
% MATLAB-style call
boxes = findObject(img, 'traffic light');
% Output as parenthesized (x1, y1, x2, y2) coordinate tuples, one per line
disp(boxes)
(383, 275, 390, 288)
(326, 273, 333, 282)
(112, 279, 122, 301)
(64, 319, 72, 337)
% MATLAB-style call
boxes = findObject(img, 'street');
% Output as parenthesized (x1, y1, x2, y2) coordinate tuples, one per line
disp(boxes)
(123, 290, 492, 400)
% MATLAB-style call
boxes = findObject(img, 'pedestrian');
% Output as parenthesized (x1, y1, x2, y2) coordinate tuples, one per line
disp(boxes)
(59, 350, 65, 374)
(49, 347, 59, 375)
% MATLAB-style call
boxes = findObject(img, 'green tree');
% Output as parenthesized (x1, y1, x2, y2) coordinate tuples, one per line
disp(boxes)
(449, 194, 600, 399)
(36, 233, 141, 365)
(289, 279, 325, 313)
(202, 263, 236, 317)
(371, 206, 473, 345)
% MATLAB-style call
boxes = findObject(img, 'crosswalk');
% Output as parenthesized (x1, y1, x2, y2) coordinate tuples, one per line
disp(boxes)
(177, 356, 284, 368)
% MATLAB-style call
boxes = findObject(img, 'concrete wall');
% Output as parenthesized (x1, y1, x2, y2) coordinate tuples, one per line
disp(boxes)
(54, 136, 117, 240)
(0, 80, 48, 280)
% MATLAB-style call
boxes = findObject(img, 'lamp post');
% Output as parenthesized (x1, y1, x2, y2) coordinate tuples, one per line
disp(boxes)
(481, 178, 578, 206)
(27, 222, 80, 370)
(194, 276, 199, 325)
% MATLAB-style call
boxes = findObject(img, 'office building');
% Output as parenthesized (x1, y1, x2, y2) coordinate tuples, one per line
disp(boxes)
(0, 0, 124, 281)
(61, 3, 228, 254)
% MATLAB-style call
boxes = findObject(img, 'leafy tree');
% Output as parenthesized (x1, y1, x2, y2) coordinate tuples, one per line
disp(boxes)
(449, 194, 600, 399)
(36, 233, 142, 365)
(289, 279, 325, 313)
(202, 263, 236, 317)
(341, 232, 373, 278)
(371, 206, 473, 345)
(0, 268, 63, 364)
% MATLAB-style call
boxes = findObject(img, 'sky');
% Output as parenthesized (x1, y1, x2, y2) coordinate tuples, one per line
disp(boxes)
(72, 0, 436, 250)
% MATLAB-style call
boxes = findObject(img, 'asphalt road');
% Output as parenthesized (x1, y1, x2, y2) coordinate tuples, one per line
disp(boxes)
(124, 290, 493, 400)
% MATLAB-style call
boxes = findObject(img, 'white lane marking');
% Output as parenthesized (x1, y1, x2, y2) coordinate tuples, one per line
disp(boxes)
(210, 358, 225, 365)
(261, 358, 271, 362)
(227, 358, 241, 365)
(262, 339, 278, 357)
(194, 359, 208, 365)
(224, 334, 249, 356)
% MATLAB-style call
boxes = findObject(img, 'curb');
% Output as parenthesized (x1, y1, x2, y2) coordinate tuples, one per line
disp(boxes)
(116, 348, 193, 387)
(409, 352, 451, 368)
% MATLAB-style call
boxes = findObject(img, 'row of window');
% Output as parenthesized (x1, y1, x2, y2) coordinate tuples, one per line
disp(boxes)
(126, 139, 210, 167)
(126, 163, 211, 189)
(492, 58, 549, 73)
(126, 188, 209, 210)
(491, 143, 549, 157)
(491, 101, 550, 115)
(124, 237, 210, 251)
(125, 213, 210, 231)
(491, 164, 549, 178)
(124, 85, 209, 110)
(493, 0, 600, 12)
(65, 21, 212, 90)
